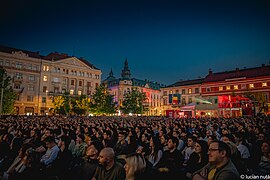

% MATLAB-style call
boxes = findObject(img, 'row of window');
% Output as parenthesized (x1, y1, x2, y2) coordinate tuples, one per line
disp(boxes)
(163, 88, 200, 96)
(0, 60, 39, 71)
(43, 65, 100, 79)
(206, 82, 268, 92)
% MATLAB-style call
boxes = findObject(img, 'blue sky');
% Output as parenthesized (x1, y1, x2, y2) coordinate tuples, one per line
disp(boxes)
(1, 0, 270, 85)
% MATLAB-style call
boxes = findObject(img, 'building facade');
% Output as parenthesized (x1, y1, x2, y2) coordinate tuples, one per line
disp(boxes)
(0, 45, 101, 115)
(103, 59, 163, 116)
(202, 65, 270, 117)
(161, 64, 270, 118)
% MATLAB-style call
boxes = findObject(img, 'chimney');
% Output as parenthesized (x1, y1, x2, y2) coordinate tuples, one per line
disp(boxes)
(209, 68, 213, 75)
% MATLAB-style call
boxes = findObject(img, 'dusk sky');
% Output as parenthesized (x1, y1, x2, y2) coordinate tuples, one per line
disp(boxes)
(1, 0, 270, 85)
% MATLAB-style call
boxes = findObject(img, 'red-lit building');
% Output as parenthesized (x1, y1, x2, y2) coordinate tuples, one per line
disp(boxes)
(201, 64, 270, 117)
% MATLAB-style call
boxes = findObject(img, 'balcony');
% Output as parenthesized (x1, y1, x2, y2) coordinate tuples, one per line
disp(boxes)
(13, 77, 23, 82)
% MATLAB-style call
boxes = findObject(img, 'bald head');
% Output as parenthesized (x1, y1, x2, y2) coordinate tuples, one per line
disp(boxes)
(98, 148, 115, 169)
(100, 147, 115, 160)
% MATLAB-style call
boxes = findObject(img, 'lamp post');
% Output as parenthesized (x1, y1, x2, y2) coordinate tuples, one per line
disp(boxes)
(45, 90, 48, 115)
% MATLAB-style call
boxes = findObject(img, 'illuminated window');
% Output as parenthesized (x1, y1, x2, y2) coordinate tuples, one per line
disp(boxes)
(43, 75, 48, 81)
(78, 91, 82, 95)
(188, 88, 192, 94)
(249, 84, 254, 88)
(43, 65, 49, 71)
(226, 86, 230, 90)
(169, 90, 173, 94)
(262, 82, 267, 87)
(234, 85, 238, 90)
(219, 86, 223, 91)
(70, 89, 74, 95)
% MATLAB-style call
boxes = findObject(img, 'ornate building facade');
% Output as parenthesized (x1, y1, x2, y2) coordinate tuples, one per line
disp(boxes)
(0, 45, 101, 115)
(103, 59, 163, 116)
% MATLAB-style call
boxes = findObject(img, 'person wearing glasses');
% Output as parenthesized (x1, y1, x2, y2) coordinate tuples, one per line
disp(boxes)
(192, 141, 239, 180)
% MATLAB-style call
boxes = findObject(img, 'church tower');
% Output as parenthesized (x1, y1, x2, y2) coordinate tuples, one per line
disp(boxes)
(121, 58, 131, 79)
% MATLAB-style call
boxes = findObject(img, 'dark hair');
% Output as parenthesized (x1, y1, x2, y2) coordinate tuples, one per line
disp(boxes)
(77, 134, 85, 141)
(44, 136, 55, 143)
(104, 130, 112, 137)
(169, 136, 179, 148)
(211, 140, 231, 158)
(60, 135, 71, 147)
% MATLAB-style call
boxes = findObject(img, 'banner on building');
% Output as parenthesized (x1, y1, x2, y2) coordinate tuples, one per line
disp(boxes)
(169, 94, 181, 104)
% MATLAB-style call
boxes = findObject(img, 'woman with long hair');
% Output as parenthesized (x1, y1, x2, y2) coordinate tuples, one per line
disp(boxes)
(125, 153, 147, 180)
(147, 136, 163, 168)
(186, 140, 208, 178)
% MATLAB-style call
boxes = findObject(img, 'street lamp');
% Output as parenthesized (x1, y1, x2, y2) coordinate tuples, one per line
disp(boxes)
(45, 90, 48, 115)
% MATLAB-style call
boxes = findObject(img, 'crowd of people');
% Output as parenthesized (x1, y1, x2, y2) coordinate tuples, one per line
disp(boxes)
(0, 115, 269, 180)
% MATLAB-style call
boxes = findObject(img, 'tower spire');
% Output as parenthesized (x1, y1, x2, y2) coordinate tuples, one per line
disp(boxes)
(121, 58, 131, 79)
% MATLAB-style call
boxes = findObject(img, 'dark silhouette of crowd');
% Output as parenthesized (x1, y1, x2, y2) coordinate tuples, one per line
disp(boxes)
(0, 115, 269, 180)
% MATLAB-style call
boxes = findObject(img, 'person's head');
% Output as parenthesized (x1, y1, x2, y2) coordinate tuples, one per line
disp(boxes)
(98, 147, 115, 168)
(58, 135, 71, 148)
(141, 133, 149, 143)
(172, 131, 180, 138)
(76, 134, 85, 144)
(207, 135, 217, 146)
(187, 136, 197, 147)
(86, 144, 99, 159)
(167, 136, 179, 151)
(160, 135, 168, 145)
(44, 136, 56, 149)
(103, 130, 112, 140)
(30, 130, 36, 137)
(221, 134, 235, 143)
(195, 140, 208, 154)
(44, 129, 52, 137)
(118, 131, 126, 142)
(225, 141, 238, 155)
(258, 133, 265, 141)
(208, 141, 231, 166)
(125, 153, 146, 180)
(261, 141, 270, 155)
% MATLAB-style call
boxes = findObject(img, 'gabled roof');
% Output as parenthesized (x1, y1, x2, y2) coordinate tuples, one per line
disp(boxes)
(0, 45, 41, 58)
(43, 53, 99, 70)
(204, 65, 270, 83)
(167, 78, 204, 87)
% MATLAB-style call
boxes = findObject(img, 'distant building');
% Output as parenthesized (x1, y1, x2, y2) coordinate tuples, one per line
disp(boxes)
(103, 58, 163, 116)
(0, 45, 101, 115)
(161, 64, 270, 118)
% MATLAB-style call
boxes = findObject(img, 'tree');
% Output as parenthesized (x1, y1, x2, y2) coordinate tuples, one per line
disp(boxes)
(90, 85, 116, 115)
(52, 95, 65, 115)
(72, 94, 90, 115)
(121, 87, 147, 115)
(0, 67, 16, 114)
